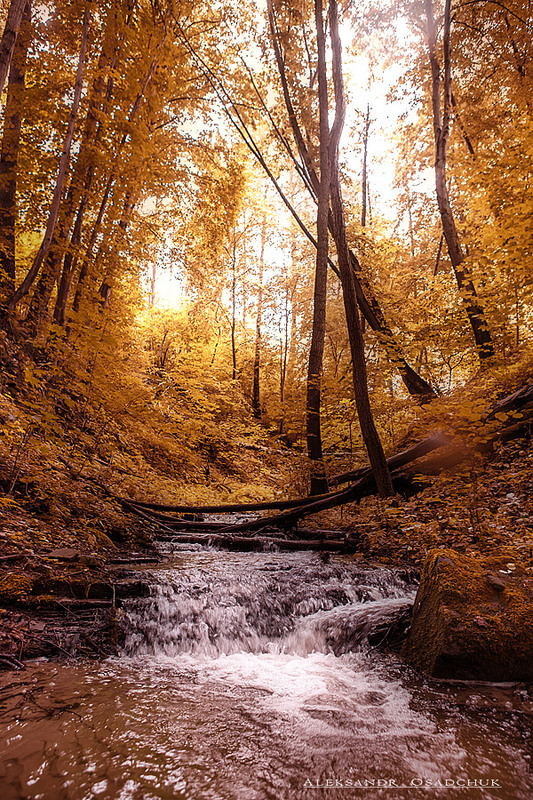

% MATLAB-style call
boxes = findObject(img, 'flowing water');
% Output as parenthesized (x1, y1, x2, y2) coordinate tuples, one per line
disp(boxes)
(0, 549, 532, 800)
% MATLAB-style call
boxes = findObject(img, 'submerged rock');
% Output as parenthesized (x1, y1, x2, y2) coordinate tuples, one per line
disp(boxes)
(403, 548, 533, 681)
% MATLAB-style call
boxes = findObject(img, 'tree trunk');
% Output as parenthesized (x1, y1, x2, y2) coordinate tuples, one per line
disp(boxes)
(53, 192, 87, 325)
(306, 0, 330, 496)
(279, 271, 290, 431)
(231, 231, 237, 381)
(328, 0, 393, 497)
(361, 104, 370, 228)
(26, 6, 127, 332)
(279, 222, 297, 435)
(0, 0, 27, 97)
(69, 35, 163, 324)
(425, 0, 493, 361)
(90, 192, 135, 314)
(70, 174, 114, 321)
(6, 5, 91, 316)
(266, 0, 436, 402)
(252, 216, 265, 418)
(0, 0, 30, 300)
(53, 6, 137, 328)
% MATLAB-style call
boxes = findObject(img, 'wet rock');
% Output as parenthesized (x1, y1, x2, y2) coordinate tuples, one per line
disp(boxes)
(402, 548, 533, 681)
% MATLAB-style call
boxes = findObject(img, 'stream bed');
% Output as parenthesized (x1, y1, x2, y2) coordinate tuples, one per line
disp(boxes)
(0, 549, 532, 799)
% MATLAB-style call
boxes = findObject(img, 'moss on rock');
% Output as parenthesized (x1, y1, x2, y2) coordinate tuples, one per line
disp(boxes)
(403, 548, 533, 680)
(0, 573, 34, 603)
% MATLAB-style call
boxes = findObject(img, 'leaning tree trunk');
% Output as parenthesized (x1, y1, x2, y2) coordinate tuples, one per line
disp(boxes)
(328, 0, 393, 497)
(425, 0, 493, 361)
(0, 0, 30, 301)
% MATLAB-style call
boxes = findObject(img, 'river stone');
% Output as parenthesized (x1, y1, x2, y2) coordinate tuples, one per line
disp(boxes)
(402, 548, 533, 681)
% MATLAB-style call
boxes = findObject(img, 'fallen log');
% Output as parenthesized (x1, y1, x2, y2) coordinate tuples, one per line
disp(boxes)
(118, 432, 450, 519)
(489, 381, 533, 415)
(328, 432, 449, 488)
(120, 380, 533, 538)
(124, 450, 461, 536)
(120, 491, 333, 515)
(156, 532, 351, 552)
(145, 448, 470, 536)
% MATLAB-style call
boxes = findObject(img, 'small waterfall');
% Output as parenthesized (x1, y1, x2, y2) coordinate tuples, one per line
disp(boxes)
(122, 554, 415, 658)
(2, 550, 532, 800)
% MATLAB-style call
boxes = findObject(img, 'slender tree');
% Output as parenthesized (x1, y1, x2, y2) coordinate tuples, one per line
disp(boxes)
(306, 0, 330, 495)
(361, 104, 370, 228)
(266, 0, 435, 401)
(181, 9, 436, 402)
(231, 229, 238, 382)
(0, 0, 30, 299)
(424, 0, 494, 360)
(252, 215, 265, 419)
(6, 4, 91, 315)
(27, 6, 143, 331)
(327, 0, 392, 496)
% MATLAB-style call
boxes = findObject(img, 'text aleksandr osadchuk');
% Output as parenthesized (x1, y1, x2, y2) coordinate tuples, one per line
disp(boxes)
(303, 778, 501, 789)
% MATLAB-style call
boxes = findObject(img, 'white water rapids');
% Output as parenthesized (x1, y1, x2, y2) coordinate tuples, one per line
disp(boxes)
(0, 550, 531, 799)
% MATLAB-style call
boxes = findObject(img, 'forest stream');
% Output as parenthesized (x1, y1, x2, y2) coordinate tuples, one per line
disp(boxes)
(0, 546, 532, 800)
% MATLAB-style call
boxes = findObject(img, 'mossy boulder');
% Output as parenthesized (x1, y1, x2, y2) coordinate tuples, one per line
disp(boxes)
(403, 548, 533, 681)
(0, 573, 34, 603)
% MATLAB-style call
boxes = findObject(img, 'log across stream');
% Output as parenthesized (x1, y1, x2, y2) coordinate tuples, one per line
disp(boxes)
(117, 380, 533, 543)
(0, 543, 532, 799)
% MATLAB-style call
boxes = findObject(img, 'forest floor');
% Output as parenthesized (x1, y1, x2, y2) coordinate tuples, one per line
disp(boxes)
(1, 344, 533, 664)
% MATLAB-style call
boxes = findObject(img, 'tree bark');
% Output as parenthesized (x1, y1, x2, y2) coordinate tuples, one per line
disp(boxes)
(425, 0, 493, 361)
(0, 0, 30, 300)
(0, 0, 27, 97)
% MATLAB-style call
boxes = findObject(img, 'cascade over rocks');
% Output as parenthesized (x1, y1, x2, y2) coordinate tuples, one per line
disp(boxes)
(403, 548, 533, 681)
